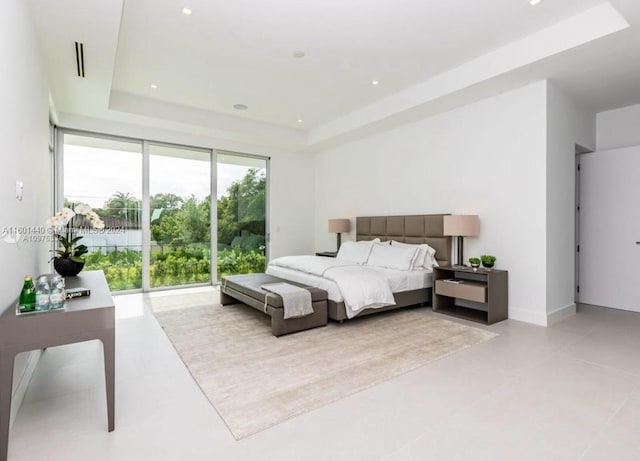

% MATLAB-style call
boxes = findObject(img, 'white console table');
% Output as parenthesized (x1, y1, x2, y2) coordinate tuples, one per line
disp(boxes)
(0, 270, 115, 461)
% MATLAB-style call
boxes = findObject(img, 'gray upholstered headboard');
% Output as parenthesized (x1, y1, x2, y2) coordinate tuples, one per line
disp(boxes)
(356, 214, 452, 267)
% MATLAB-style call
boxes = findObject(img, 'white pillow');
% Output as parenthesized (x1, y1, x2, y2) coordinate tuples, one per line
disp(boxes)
(366, 243, 418, 271)
(423, 247, 439, 269)
(391, 241, 439, 270)
(336, 240, 375, 264)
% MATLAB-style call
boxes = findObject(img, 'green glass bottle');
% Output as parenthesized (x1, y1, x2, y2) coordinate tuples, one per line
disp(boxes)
(19, 275, 36, 312)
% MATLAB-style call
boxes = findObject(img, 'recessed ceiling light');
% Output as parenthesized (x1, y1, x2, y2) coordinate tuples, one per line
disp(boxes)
(182, 7, 192, 15)
(233, 104, 248, 110)
(293, 50, 305, 58)
(150, 84, 158, 89)
(297, 119, 303, 123)
(371, 80, 380, 86)
(529, 0, 541, 5)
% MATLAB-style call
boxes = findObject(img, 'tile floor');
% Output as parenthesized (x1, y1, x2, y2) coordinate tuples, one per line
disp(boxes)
(7, 290, 640, 460)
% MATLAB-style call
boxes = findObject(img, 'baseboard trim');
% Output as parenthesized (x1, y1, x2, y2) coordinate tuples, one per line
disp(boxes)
(508, 307, 548, 326)
(10, 350, 41, 428)
(509, 303, 577, 327)
(547, 303, 577, 326)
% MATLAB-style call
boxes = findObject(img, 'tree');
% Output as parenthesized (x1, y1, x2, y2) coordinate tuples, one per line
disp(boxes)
(217, 169, 266, 249)
(103, 191, 141, 225)
(83, 170, 267, 288)
(217, 195, 237, 246)
(150, 193, 185, 251)
(180, 196, 210, 244)
(150, 193, 184, 214)
(151, 213, 181, 249)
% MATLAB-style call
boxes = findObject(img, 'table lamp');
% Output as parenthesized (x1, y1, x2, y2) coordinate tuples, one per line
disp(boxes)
(328, 218, 350, 251)
(443, 215, 480, 266)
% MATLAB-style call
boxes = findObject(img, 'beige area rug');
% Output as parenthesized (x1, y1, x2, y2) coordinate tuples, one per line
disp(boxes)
(149, 293, 497, 439)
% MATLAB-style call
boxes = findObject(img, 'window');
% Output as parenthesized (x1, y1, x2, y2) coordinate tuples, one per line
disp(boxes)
(58, 131, 268, 291)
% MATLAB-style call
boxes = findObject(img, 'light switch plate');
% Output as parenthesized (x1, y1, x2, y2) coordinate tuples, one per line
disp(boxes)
(15, 180, 23, 200)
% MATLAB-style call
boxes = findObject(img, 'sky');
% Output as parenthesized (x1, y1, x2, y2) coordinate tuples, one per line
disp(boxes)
(64, 145, 262, 208)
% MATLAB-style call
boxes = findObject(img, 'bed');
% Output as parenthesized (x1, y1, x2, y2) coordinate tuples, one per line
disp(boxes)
(267, 214, 452, 321)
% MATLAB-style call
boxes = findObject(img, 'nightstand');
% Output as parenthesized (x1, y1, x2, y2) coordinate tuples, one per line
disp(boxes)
(432, 266, 508, 324)
(315, 251, 337, 257)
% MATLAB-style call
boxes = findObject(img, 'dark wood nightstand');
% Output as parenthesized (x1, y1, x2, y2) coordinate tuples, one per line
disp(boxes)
(432, 266, 508, 324)
(315, 251, 337, 257)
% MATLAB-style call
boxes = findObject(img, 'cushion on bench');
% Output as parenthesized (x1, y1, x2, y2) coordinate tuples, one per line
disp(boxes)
(222, 273, 327, 308)
(220, 273, 328, 336)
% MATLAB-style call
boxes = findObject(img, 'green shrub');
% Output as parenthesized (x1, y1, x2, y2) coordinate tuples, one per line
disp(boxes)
(84, 246, 264, 290)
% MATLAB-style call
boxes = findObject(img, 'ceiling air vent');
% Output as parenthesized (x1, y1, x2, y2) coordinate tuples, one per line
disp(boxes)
(74, 42, 85, 78)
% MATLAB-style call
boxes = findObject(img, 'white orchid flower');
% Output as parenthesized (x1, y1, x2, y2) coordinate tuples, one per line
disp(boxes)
(46, 213, 68, 230)
(74, 203, 91, 215)
(60, 208, 75, 222)
(47, 204, 105, 260)
(86, 211, 105, 229)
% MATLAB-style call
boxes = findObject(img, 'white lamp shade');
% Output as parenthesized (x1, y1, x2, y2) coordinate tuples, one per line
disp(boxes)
(443, 215, 479, 237)
(328, 218, 351, 233)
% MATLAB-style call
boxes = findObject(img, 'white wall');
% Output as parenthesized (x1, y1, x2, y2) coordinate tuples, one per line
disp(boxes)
(546, 83, 596, 323)
(0, 0, 51, 310)
(56, 114, 316, 261)
(314, 81, 549, 324)
(1, 0, 52, 425)
(268, 151, 315, 258)
(596, 104, 640, 150)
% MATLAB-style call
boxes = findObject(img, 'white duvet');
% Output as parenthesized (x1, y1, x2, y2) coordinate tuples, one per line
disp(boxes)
(268, 256, 396, 318)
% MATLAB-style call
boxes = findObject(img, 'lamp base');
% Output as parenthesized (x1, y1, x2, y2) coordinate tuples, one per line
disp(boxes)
(453, 236, 471, 267)
(455, 235, 465, 267)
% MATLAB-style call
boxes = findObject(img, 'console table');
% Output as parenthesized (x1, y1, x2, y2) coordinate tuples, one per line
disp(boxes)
(0, 270, 115, 461)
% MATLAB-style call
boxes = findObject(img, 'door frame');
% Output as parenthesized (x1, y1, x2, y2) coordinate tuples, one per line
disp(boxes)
(213, 149, 270, 282)
(574, 143, 593, 304)
(143, 140, 214, 291)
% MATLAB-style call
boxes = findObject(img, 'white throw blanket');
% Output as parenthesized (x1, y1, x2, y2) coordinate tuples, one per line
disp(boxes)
(261, 282, 314, 319)
(323, 266, 395, 318)
(269, 256, 396, 318)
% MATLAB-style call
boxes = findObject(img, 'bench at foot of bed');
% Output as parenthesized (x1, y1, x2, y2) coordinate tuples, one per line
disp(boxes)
(220, 273, 328, 336)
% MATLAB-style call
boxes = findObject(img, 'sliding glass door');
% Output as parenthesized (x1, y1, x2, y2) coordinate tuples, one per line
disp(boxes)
(149, 144, 211, 288)
(61, 134, 143, 290)
(60, 131, 268, 291)
(216, 152, 267, 280)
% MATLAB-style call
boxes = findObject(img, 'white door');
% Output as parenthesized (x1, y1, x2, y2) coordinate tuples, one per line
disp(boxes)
(579, 146, 640, 311)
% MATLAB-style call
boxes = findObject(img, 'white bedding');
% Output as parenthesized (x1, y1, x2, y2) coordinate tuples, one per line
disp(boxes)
(266, 256, 433, 318)
(367, 266, 433, 292)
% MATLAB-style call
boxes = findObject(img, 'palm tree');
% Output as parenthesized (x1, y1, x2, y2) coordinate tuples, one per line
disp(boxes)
(104, 192, 141, 225)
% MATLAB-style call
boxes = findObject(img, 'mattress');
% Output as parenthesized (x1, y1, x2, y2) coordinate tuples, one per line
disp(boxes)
(266, 264, 432, 303)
